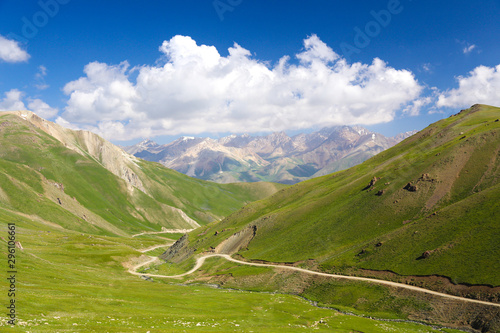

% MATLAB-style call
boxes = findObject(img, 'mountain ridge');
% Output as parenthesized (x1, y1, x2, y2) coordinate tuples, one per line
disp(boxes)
(0, 110, 284, 236)
(125, 126, 418, 184)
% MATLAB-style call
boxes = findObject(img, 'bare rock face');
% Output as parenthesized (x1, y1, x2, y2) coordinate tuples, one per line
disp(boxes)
(125, 126, 415, 184)
(75, 129, 147, 193)
(6, 111, 146, 194)
(215, 225, 257, 255)
(159, 234, 193, 263)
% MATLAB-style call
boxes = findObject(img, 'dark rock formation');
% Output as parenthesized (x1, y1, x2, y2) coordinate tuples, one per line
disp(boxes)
(404, 183, 418, 192)
(159, 234, 193, 263)
(364, 176, 380, 190)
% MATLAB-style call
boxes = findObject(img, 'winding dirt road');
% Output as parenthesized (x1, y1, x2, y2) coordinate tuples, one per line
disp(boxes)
(129, 253, 500, 308)
(138, 242, 174, 253)
(132, 229, 194, 237)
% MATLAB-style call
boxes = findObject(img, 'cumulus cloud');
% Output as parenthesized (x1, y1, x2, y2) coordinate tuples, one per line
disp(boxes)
(0, 35, 30, 63)
(60, 34, 424, 141)
(0, 89, 26, 110)
(437, 65, 500, 108)
(27, 98, 58, 119)
(0, 89, 58, 119)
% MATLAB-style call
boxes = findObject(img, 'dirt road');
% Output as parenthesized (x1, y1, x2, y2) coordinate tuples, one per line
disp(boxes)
(138, 243, 174, 253)
(132, 229, 194, 237)
(129, 253, 500, 308)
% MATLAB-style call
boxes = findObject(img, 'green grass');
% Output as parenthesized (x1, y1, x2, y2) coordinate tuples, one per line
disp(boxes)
(179, 105, 500, 287)
(302, 280, 432, 319)
(0, 214, 462, 332)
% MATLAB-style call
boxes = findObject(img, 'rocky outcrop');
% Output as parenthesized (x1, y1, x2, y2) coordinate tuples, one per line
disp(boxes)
(215, 225, 257, 255)
(404, 182, 418, 192)
(74, 129, 146, 193)
(159, 234, 194, 263)
(364, 176, 380, 191)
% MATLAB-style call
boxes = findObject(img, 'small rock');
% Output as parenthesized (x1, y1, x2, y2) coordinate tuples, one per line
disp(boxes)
(404, 183, 418, 192)
(376, 190, 385, 196)
(421, 250, 432, 259)
(364, 176, 380, 190)
(375, 242, 383, 247)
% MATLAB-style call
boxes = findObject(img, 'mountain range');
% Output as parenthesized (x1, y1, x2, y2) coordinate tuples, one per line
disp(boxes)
(124, 126, 417, 184)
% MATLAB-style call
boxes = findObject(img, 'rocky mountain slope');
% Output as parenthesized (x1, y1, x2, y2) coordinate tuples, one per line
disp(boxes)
(0, 111, 284, 236)
(125, 126, 417, 184)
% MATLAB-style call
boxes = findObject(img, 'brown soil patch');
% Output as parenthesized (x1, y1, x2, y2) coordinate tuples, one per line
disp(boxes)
(425, 146, 473, 209)
(356, 268, 500, 303)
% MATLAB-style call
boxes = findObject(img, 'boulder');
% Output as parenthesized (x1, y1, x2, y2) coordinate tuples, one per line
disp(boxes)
(363, 176, 380, 190)
(404, 183, 418, 192)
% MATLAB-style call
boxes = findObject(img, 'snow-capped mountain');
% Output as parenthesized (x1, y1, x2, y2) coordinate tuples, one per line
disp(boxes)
(124, 126, 416, 184)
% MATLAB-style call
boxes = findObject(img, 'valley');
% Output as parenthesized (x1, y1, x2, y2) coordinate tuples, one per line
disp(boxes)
(1, 2, 499, 331)
(0, 105, 499, 332)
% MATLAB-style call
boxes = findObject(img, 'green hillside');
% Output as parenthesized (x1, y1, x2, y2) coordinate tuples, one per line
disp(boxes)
(0, 111, 457, 332)
(0, 112, 284, 236)
(173, 104, 500, 288)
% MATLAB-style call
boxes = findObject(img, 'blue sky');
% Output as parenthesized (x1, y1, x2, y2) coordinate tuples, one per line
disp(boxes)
(0, 0, 499, 144)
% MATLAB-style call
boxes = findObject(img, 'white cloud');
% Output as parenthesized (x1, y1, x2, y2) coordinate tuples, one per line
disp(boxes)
(463, 44, 476, 54)
(403, 96, 433, 116)
(422, 63, 432, 73)
(437, 64, 500, 108)
(0, 35, 30, 63)
(27, 98, 58, 119)
(0, 89, 58, 119)
(35, 65, 49, 90)
(0, 89, 26, 110)
(60, 34, 424, 141)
